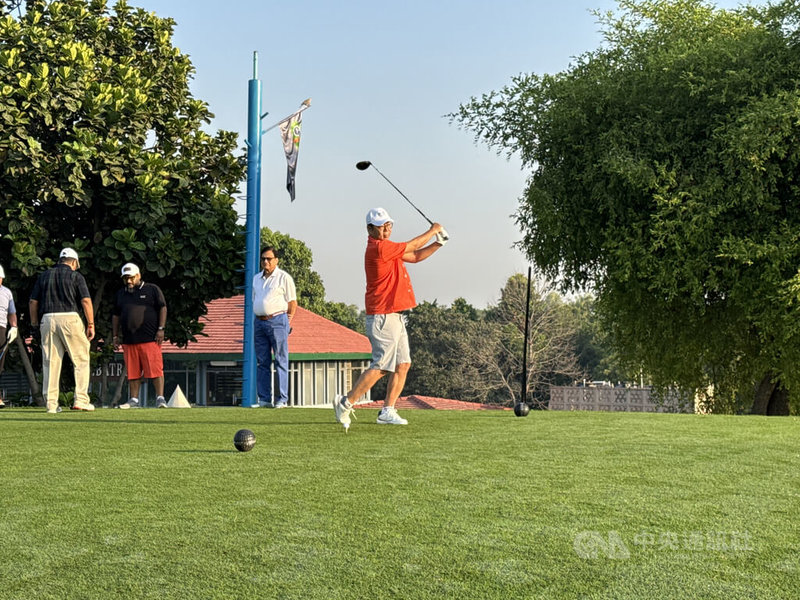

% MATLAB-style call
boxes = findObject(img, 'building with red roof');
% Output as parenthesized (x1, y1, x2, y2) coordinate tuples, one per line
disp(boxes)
(160, 296, 371, 407)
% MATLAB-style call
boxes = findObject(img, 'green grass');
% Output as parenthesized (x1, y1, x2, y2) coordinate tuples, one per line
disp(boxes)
(0, 408, 798, 599)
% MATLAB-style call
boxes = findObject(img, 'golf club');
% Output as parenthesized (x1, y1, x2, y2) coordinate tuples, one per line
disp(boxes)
(0, 326, 16, 363)
(356, 161, 448, 240)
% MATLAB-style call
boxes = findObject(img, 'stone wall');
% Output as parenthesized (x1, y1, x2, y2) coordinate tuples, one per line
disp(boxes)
(549, 386, 693, 413)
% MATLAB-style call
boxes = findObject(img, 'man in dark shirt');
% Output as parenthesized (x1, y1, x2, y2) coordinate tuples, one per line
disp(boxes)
(112, 263, 168, 409)
(29, 248, 96, 413)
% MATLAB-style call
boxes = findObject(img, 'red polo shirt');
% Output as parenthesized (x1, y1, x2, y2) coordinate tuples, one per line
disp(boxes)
(364, 237, 417, 315)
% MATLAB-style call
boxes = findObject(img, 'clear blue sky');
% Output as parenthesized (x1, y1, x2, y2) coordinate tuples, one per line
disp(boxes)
(134, 0, 743, 310)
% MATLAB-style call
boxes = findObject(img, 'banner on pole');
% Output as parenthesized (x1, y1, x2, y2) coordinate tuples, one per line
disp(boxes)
(278, 110, 303, 201)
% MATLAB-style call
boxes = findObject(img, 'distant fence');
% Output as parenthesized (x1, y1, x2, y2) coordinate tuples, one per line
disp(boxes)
(549, 386, 693, 413)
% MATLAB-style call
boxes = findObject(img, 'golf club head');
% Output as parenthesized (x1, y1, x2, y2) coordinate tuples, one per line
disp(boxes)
(355, 161, 372, 171)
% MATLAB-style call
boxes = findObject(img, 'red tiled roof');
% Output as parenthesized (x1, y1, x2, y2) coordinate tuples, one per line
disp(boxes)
(164, 296, 370, 357)
(289, 305, 371, 356)
(356, 395, 511, 410)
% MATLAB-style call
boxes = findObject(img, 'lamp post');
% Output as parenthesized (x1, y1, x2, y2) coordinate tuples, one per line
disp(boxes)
(241, 53, 311, 407)
(242, 52, 263, 408)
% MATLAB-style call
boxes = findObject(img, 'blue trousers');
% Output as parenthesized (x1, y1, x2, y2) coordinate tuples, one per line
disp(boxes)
(254, 314, 290, 404)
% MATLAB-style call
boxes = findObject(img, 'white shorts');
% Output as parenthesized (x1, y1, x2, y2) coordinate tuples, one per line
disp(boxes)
(366, 313, 411, 372)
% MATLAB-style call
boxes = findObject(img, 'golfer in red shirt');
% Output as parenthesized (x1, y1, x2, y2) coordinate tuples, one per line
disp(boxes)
(334, 207, 447, 431)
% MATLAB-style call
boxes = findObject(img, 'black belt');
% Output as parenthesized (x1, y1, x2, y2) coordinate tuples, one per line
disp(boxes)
(256, 311, 286, 321)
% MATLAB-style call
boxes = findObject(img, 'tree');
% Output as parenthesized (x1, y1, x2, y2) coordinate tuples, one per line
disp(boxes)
(403, 298, 483, 400)
(452, 0, 800, 414)
(404, 279, 581, 406)
(570, 294, 629, 384)
(474, 274, 582, 406)
(260, 226, 363, 332)
(1, 1, 22, 14)
(1, 0, 245, 356)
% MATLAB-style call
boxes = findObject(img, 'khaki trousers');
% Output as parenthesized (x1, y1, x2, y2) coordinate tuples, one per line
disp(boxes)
(41, 313, 91, 410)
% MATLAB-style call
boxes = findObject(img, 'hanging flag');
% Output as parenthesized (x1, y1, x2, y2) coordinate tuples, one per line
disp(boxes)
(278, 110, 303, 201)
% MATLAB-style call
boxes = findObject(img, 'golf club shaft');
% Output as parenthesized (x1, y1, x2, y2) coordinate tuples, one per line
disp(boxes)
(370, 166, 434, 226)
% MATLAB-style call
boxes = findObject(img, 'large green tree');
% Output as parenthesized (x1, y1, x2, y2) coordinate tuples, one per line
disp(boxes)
(570, 294, 629, 384)
(0, 0, 244, 351)
(453, 0, 800, 414)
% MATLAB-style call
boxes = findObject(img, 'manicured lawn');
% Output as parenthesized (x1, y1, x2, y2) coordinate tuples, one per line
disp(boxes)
(0, 407, 797, 599)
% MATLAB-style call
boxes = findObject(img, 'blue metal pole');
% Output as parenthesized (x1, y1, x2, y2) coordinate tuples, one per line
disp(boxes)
(242, 52, 262, 408)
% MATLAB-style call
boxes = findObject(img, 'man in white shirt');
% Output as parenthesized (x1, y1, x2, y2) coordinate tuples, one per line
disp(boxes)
(251, 246, 297, 408)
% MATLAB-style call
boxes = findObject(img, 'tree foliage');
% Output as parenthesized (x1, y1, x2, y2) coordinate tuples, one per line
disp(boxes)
(452, 0, 800, 414)
(569, 294, 629, 384)
(0, 0, 244, 347)
(405, 277, 582, 406)
(404, 298, 484, 401)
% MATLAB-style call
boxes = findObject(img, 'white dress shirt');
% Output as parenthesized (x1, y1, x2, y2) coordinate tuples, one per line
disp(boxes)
(252, 267, 297, 316)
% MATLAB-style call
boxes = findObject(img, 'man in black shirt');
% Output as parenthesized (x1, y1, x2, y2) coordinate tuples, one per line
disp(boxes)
(29, 248, 96, 413)
(112, 263, 168, 409)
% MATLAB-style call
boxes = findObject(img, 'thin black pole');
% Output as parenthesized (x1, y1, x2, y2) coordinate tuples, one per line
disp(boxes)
(521, 266, 532, 404)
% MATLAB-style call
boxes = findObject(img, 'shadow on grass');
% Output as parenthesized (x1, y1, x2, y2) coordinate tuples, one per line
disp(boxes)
(173, 449, 241, 454)
(0, 416, 204, 425)
(0, 415, 331, 426)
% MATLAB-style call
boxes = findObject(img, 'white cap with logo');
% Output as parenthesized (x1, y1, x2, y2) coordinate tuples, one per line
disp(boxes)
(366, 207, 393, 227)
(121, 263, 140, 277)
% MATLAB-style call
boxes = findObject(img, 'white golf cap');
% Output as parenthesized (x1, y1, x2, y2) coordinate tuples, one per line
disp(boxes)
(0, 265, 4, 278)
(366, 207, 393, 226)
(121, 263, 140, 277)
(59, 247, 80, 267)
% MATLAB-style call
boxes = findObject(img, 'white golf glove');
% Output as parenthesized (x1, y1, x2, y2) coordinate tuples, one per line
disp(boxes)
(435, 228, 449, 245)
(6, 326, 17, 344)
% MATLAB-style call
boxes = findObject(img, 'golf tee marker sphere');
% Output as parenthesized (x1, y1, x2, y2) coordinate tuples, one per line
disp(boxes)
(514, 402, 530, 417)
(234, 429, 256, 452)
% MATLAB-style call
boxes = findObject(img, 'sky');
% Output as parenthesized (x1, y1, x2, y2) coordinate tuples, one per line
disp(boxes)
(132, 0, 744, 310)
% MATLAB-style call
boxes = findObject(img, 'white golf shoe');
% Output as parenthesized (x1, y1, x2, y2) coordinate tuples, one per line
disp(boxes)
(118, 398, 140, 409)
(376, 406, 408, 425)
(333, 394, 353, 432)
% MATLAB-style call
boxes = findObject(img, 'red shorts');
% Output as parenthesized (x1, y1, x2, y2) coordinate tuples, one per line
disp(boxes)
(123, 342, 164, 380)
